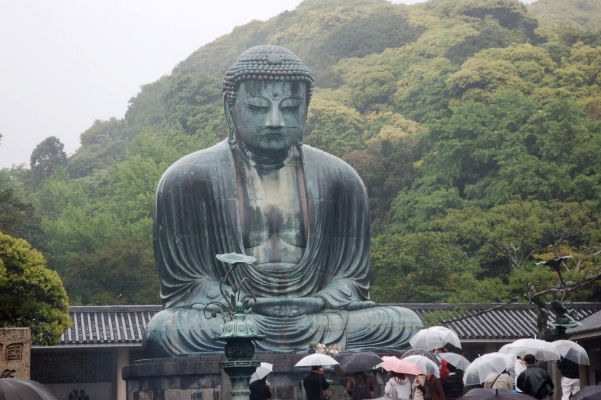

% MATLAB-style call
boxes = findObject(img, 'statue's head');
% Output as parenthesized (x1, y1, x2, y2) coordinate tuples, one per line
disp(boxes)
(223, 45, 314, 158)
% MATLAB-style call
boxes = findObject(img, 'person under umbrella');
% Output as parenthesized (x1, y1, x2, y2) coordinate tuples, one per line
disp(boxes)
(415, 368, 446, 400)
(250, 362, 273, 400)
(442, 364, 464, 400)
(303, 366, 330, 400)
(347, 371, 375, 400)
(483, 371, 513, 391)
(462, 353, 514, 387)
(554, 340, 590, 400)
(558, 356, 580, 400)
(516, 354, 554, 400)
(385, 372, 412, 400)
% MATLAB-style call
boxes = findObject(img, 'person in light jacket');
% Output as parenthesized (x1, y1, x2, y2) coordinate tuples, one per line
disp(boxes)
(385, 372, 411, 399)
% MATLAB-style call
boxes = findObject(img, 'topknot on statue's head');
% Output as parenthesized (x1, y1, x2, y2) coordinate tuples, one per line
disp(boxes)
(223, 45, 315, 107)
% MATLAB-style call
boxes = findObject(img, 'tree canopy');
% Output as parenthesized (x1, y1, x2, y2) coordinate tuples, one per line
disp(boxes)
(0, 232, 70, 345)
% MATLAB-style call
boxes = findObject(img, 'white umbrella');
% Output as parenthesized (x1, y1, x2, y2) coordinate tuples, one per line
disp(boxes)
(294, 353, 339, 367)
(462, 353, 515, 386)
(499, 339, 560, 361)
(249, 362, 273, 383)
(410, 326, 462, 350)
(553, 340, 590, 365)
(439, 352, 471, 370)
(402, 355, 440, 378)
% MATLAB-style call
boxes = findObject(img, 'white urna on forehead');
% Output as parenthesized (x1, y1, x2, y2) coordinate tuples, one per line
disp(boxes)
(223, 45, 314, 107)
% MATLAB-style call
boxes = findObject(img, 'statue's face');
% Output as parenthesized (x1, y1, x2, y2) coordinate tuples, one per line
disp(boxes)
(230, 80, 307, 155)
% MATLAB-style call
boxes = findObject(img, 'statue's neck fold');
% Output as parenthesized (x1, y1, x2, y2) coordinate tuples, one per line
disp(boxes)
(233, 141, 296, 171)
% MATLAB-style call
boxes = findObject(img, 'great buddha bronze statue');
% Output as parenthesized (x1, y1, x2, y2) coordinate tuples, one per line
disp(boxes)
(142, 45, 422, 357)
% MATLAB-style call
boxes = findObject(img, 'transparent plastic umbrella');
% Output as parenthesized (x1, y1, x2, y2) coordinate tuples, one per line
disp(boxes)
(402, 355, 440, 378)
(410, 326, 462, 350)
(463, 353, 515, 386)
(401, 349, 442, 367)
(553, 340, 590, 365)
(498, 339, 560, 361)
(439, 352, 471, 370)
(250, 362, 273, 383)
(295, 353, 339, 367)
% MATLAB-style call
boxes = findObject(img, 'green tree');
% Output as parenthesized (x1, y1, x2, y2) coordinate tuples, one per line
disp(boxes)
(63, 237, 159, 305)
(30, 136, 68, 188)
(0, 232, 70, 345)
(370, 231, 478, 303)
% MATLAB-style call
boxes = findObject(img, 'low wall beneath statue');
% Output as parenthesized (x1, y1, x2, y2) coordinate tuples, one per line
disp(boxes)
(122, 353, 388, 400)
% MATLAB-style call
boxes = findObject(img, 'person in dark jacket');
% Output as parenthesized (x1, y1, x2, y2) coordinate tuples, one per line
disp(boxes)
(442, 364, 463, 400)
(557, 356, 580, 400)
(417, 372, 446, 400)
(517, 354, 554, 400)
(303, 366, 330, 400)
(250, 377, 272, 400)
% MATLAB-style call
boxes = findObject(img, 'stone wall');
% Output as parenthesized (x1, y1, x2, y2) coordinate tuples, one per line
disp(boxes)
(122, 353, 385, 400)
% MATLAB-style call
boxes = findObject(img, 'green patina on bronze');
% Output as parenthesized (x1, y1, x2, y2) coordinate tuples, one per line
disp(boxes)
(141, 45, 423, 358)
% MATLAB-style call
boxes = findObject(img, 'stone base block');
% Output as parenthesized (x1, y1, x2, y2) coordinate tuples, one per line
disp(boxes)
(123, 353, 387, 400)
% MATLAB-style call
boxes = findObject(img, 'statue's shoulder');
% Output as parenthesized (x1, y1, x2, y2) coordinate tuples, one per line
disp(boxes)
(159, 140, 231, 186)
(301, 145, 364, 186)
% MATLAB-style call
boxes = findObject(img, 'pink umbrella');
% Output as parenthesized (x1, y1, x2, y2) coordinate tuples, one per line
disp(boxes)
(381, 358, 423, 375)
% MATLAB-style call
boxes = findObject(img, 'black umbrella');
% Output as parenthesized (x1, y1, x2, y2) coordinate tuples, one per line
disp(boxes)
(573, 385, 601, 400)
(401, 348, 441, 367)
(460, 389, 536, 400)
(338, 352, 383, 374)
(0, 379, 58, 400)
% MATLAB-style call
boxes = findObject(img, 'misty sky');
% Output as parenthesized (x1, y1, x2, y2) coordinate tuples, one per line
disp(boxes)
(0, 0, 536, 169)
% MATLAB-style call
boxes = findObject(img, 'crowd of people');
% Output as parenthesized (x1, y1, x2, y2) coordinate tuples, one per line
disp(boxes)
(290, 349, 580, 400)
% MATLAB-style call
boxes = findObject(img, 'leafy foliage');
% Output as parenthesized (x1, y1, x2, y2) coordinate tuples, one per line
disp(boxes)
(0, 232, 70, 345)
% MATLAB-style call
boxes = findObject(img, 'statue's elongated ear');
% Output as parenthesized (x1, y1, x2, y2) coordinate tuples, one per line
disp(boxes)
(224, 97, 237, 145)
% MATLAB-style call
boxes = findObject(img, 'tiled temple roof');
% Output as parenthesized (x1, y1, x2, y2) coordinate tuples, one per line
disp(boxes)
(566, 309, 601, 337)
(394, 303, 601, 341)
(39, 303, 601, 347)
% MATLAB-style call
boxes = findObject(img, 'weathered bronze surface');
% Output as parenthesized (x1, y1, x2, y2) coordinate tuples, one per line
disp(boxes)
(142, 45, 422, 357)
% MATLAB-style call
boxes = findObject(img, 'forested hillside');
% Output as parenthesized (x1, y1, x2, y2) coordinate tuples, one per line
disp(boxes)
(3, 0, 601, 308)
(529, 0, 601, 30)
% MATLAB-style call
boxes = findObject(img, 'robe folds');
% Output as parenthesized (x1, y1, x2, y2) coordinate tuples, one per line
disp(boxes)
(142, 140, 422, 357)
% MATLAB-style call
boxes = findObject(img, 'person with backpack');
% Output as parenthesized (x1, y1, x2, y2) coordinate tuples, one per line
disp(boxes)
(441, 364, 463, 400)
(385, 372, 411, 399)
(346, 371, 375, 400)
(517, 354, 554, 400)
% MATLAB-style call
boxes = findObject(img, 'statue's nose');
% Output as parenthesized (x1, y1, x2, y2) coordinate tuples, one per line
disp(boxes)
(265, 106, 285, 128)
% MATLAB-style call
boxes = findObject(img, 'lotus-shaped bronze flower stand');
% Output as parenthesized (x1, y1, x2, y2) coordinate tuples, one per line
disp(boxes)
(209, 253, 266, 400)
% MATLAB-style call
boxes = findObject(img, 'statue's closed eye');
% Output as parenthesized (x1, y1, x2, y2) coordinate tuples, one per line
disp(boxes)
(280, 98, 303, 109)
(245, 98, 270, 110)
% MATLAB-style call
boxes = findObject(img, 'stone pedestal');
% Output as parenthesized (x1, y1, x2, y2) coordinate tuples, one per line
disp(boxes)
(122, 353, 372, 400)
(0, 328, 31, 379)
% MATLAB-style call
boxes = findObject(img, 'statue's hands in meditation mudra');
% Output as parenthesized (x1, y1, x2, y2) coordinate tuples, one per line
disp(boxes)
(142, 46, 422, 357)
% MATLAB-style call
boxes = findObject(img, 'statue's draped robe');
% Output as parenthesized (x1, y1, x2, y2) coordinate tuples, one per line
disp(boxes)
(142, 140, 422, 357)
